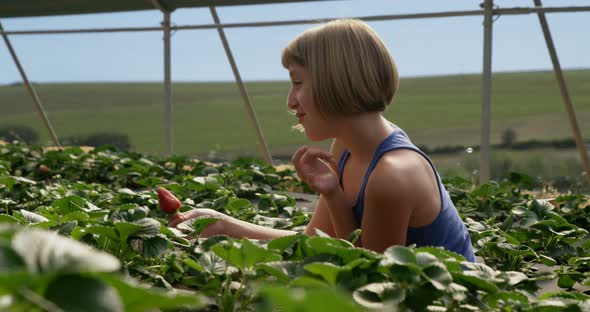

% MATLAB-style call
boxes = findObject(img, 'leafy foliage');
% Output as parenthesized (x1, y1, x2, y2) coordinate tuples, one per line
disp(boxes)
(0, 141, 589, 311)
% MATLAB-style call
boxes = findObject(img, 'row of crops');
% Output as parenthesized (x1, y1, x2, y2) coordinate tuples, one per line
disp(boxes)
(0, 141, 589, 311)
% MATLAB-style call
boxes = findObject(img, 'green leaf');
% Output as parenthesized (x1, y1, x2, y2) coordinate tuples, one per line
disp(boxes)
(448, 282, 469, 302)
(71, 226, 90, 240)
(382, 264, 422, 284)
(346, 229, 361, 244)
(131, 218, 162, 238)
(557, 274, 576, 289)
(197, 235, 229, 252)
(118, 188, 136, 196)
(0, 271, 35, 293)
(304, 262, 350, 286)
(114, 222, 144, 243)
(102, 274, 202, 312)
(0, 214, 19, 224)
(257, 260, 301, 282)
(532, 300, 568, 310)
(11, 176, 36, 185)
(135, 177, 166, 188)
(415, 252, 439, 268)
(414, 246, 466, 262)
(45, 274, 124, 312)
(55, 220, 78, 235)
(226, 198, 252, 211)
(538, 291, 590, 301)
(85, 225, 119, 241)
(497, 271, 528, 286)
(353, 282, 405, 309)
(62, 211, 90, 222)
(381, 246, 417, 266)
(109, 205, 149, 222)
(305, 236, 362, 264)
(183, 258, 205, 273)
(422, 263, 452, 291)
(512, 208, 539, 228)
(52, 195, 98, 214)
(485, 291, 529, 308)
(211, 239, 281, 271)
(538, 254, 557, 266)
(452, 271, 499, 294)
(0, 243, 24, 271)
(290, 276, 330, 288)
(177, 216, 221, 237)
(128, 235, 170, 258)
(496, 243, 536, 257)
(197, 252, 229, 275)
(260, 285, 360, 312)
(16, 210, 48, 224)
(11, 228, 120, 274)
(268, 234, 303, 250)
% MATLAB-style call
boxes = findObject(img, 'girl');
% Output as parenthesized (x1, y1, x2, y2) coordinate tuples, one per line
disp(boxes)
(169, 19, 475, 262)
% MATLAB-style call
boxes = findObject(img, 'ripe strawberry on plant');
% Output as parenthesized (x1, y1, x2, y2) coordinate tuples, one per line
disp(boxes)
(39, 164, 50, 173)
(157, 187, 182, 214)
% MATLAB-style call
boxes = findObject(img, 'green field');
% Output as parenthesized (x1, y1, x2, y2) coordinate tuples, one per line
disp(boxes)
(1, 69, 589, 163)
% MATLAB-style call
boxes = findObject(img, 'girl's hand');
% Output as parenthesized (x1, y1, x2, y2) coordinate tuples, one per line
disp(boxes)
(168, 208, 229, 238)
(292, 146, 340, 196)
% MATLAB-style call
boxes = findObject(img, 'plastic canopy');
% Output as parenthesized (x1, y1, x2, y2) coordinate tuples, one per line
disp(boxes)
(0, 0, 332, 18)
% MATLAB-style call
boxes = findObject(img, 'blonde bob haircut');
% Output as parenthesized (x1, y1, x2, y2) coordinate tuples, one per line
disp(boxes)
(282, 19, 399, 116)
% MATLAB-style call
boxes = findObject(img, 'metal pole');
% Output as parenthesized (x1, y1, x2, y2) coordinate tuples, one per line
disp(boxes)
(480, 0, 493, 184)
(163, 11, 173, 155)
(151, 0, 174, 156)
(3, 6, 590, 36)
(534, 0, 590, 187)
(209, 6, 273, 165)
(0, 21, 61, 147)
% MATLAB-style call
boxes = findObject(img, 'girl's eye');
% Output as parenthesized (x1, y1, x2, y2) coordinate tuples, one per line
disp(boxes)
(291, 81, 302, 86)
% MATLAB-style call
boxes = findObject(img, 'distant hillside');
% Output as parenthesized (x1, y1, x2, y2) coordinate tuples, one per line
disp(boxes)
(1, 69, 588, 157)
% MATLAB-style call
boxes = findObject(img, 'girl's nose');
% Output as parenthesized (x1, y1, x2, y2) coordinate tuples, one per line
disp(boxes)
(287, 88, 298, 110)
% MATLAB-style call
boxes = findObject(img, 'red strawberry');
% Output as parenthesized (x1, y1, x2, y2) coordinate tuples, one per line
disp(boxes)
(39, 164, 50, 173)
(157, 187, 182, 214)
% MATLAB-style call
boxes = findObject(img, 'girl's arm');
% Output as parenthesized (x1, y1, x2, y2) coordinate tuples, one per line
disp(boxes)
(303, 139, 344, 237)
(222, 217, 297, 239)
(170, 139, 346, 240)
(321, 188, 358, 239)
(169, 208, 296, 240)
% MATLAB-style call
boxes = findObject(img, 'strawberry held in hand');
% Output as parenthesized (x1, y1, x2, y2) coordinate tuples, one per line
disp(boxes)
(157, 187, 182, 214)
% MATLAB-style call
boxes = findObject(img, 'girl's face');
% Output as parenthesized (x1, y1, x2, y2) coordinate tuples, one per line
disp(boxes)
(287, 64, 333, 141)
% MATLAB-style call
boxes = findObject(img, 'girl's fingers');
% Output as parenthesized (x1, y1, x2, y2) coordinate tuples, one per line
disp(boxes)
(291, 146, 309, 167)
(168, 213, 186, 227)
(304, 147, 334, 161)
(168, 209, 205, 227)
(292, 146, 310, 181)
(326, 154, 338, 172)
(301, 147, 336, 171)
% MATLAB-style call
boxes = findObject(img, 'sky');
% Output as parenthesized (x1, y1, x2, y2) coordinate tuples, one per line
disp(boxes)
(0, 0, 588, 84)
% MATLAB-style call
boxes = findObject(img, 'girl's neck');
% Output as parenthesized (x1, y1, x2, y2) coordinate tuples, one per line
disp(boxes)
(334, 113, 395, 163)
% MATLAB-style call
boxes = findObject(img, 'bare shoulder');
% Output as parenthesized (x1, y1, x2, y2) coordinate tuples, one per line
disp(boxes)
(365, 149, 434, 202)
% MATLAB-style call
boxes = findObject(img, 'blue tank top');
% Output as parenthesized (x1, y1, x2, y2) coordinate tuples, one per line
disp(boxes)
(337, 127, 475, 262)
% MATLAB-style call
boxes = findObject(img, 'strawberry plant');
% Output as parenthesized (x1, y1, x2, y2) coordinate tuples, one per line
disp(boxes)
(0, 141, 589, 311)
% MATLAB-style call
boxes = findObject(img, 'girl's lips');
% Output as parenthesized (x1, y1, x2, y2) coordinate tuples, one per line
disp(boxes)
(296, 113, 305, 123)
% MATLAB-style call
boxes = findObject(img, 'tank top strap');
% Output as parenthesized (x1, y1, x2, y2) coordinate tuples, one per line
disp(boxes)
(337, 149, 350, 188)
(355, 130, 400, 205)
